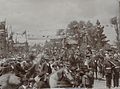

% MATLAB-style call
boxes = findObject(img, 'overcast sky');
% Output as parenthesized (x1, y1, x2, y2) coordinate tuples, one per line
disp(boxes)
(0, 0, 118, 44)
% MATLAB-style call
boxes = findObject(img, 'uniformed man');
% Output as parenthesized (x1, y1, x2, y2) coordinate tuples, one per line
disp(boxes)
(104, 50, 113, 89)
(112, 53, 120, 88)
(113, 66, 120, 88)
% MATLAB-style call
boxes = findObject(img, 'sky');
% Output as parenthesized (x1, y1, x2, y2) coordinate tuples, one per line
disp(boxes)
(0, 0, 119, 45)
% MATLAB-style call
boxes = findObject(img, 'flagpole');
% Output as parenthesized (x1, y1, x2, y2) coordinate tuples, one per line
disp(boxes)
(16, 33, 18, 43)
(25, 30, 28, 42)
(4, 19, 7, 57)
(24, 30, 29, 57)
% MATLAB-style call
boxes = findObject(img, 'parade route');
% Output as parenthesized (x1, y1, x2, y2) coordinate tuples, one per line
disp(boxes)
(93, 79, 120, 89)
(0, 74, 118, 89)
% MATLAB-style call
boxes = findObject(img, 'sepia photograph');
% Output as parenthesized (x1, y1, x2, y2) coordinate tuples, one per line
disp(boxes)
(0, 0, 119, 89)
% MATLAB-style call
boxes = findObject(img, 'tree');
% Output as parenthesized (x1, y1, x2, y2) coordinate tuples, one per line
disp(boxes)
(86, 21, 93, 28)
(56, 29, 65, 36)
(79, 20, 86, 28)
(85, 20, 108, 50)
(111, 16, 120, 52)
(66, 20, 79, 36)
(55, 20, 109, 50)
(67, 20, 79, 29)
(95, 20, 109, 49)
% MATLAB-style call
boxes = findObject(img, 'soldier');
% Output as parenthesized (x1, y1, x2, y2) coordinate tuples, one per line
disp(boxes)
(112, 53, 120, 88)
(82, 69, 94, 89)
(112, 66, 120, 88)
(88, 68, 94, 88)
(104, 51, 113, 89)
(105, 67, 112, 89)
(84, 56, 91, 69)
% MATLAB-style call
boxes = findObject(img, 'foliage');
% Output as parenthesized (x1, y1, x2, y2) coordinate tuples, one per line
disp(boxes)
(111, 16, 120, 52)
(56, 29, 65, 36)
(45, 20, 108, 51)
(65, 20, 108, 50)
(111, 17, 117, 25)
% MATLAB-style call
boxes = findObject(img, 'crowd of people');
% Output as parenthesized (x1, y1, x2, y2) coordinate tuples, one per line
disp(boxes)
(0, 45, 120, 89)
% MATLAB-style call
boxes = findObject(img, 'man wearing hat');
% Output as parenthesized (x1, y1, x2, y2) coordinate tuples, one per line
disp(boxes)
(112, 54, 120, 88)
(104, 55, 113, 89)
(84, 55, 91, 69)
(18, 79, 28, 89)
(112, 66, 120, 88)
(40, 56, 52, 88)
(51, 62, 58, 73)
(34, 72, 46, 88)
(40, 56, 52, 75)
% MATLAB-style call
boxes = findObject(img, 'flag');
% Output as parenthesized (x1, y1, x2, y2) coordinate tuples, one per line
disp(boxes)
(0, 21, 5, 29)
(22, 30, 26, 35)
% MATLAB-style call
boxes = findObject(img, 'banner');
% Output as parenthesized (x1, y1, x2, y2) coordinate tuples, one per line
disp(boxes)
(0, 21, 5, 29)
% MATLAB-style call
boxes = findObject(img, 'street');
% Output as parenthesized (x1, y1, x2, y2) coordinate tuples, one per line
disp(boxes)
(0, 73, 119, 89)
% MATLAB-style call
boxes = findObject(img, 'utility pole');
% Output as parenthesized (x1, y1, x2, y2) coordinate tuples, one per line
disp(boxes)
(118, 1, 120, 39)
(118, 1, 120, 52)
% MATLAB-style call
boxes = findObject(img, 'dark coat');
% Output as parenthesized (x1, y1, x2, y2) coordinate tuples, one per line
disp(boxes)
(14, 63, 26, 75)
(25, 64, 36, 78)
(40, 62, 52, 74)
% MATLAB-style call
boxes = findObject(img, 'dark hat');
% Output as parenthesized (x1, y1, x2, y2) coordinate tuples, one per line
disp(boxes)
(106, 49, 112, 52)
(86, 55, 90, 57)
(39, 72, 44, 77)
(52, 62, 57, 67)
(29, 54, 36, 60)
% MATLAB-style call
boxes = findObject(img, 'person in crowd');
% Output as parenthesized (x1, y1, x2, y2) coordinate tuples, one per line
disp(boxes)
(88, 68, 94, 88)
(104, 51, 113, 89)
(14, 61, 26, 77)
(112, 53, 120, 88)
(51, 62, 58, 73)
(82, 69, 94, 89)
(18, 80, 28, 89)
(1, 45, 120, 89)
(40, 56, 52, 88)
(40, 57, 52, 75)
(84, 55, 91, 69)
(112, 66, 120, 88)
(75, 68, 84, 87)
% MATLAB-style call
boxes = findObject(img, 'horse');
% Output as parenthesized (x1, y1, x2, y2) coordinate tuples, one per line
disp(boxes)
(49, 67, 76, 88)
(0, 73, 21, 89)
